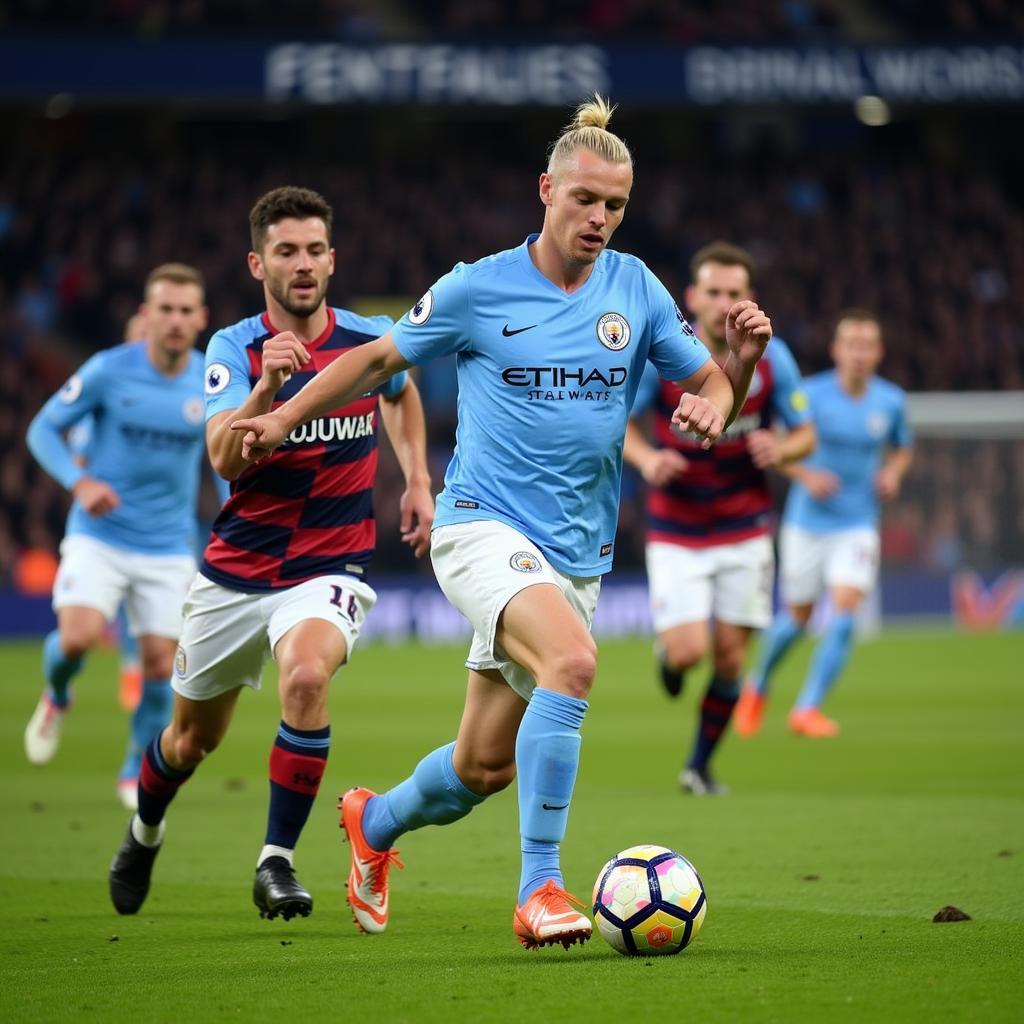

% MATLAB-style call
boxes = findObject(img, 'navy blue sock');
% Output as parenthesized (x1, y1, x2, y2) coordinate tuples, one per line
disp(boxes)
(687, 676, 740, 772)
(265, 722, 330, 850)
(42, 629, 83, 708)
(137, 732, 193, 827)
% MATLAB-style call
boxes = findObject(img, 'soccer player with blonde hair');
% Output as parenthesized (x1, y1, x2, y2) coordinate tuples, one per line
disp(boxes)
(234, 98, 773, 950)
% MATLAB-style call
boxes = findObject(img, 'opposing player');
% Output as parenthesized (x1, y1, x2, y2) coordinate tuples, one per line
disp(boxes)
(25, 264, 209, 806)
(232, 99, 772, 950)
(736, 310, 912, 737)
(623, 242, 814, 795)
(108, 186, 433, 922)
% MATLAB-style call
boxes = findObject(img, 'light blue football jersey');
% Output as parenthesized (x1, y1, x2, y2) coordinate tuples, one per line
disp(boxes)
(391, 234, 712, 576)
(784, 369, 912, 533)
(27, 342, 206, 554)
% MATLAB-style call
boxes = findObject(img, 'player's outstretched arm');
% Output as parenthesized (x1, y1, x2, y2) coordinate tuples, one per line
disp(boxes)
(379, 376, 434, 558)
(721, 299, 772, 425)
(231, 332, 411, 462)
(207, 330, 311, 480)
(876, 445, 913, 500)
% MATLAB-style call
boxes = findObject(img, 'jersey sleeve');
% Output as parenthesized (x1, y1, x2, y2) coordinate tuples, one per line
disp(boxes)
(644, 269, 712, 382)
(766, 339, 812, 429)
(630, 361, 661, 416)
(26, 353, 107, 490)
(203, 330, 254, 420)
(380, 369, 409, 399)
(390, 264, 473, 365)
(890, 389, 913, 448)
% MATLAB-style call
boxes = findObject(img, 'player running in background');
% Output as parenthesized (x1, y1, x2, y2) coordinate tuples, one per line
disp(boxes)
(623, 242, 815, 795)
(25, 264, 209, 807)
(736, 309, 913, 738)
(108, 186, 434, 923)
(232, 98, 772, 950)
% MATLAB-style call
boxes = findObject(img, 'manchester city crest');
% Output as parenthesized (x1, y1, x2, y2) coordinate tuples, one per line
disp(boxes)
(509, 551, 542, 573)
(174, 646, 187, 677)
(596, 312, 631, 351)
(182, 397, 205, 424)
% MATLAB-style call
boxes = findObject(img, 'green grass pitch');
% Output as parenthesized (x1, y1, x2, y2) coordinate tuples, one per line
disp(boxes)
(1, 628, 1022, 1022)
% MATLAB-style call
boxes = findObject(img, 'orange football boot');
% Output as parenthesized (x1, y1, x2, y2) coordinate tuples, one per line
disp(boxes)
(339, 787, 403, 934)
(513, 880, 592, 950)
(788, 707, 840, 738)
(733, 685, 766, 737)
(118, 664, 142, 712)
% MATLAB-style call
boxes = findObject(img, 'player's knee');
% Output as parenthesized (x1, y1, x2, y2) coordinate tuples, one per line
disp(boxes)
(280, 661, 332, 715)
(545, 642, 597, 699)
(141, 652, 174, 681)
(59, 627, 98, 661)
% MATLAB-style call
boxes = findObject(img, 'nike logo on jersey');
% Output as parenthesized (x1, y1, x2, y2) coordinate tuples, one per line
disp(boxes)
(542, 802, 569, 811)
(502, 323, 537, 337)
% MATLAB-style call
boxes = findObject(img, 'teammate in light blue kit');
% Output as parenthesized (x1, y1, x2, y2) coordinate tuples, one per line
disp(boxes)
(234, 98, 773, 949)
(736, 310, 913, 739)
(24, 264, 209, 806)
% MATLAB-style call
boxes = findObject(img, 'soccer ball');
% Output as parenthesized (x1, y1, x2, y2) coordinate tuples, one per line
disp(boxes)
(592, 844, 707, 956)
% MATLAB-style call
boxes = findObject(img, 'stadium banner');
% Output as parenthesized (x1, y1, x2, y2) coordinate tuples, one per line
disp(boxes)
(3, 39, 1024, 105)
(1, 571, 1020, 640)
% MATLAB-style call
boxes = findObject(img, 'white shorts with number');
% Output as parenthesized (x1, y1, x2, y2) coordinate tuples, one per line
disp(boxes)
(645, 535, 774, 632)
(52, 534, 196, 639)
(779, 525, 880, 607)
(430, 520, 601, 702)
(171, 573, 377, 702)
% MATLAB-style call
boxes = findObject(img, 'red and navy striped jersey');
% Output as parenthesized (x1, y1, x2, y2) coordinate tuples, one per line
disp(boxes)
(199, 307, 405, 591)
(632, 339, 809, 550)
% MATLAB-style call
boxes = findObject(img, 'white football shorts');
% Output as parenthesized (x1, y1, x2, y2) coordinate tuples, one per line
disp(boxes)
(779, 524, 880, 607)
(52, 534, 196, 639)
(645, 535, 774, 632)
(171, 573, 377, 701)
(430, 520, 601, 702)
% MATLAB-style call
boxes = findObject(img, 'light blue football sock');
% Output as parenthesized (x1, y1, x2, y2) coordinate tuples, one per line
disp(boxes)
(794, 612, 856, 710)
(362, 741, 486, 852)
(120, 678, 172, 781)
(516, 687, 588, 905)
(42, 629, 83, 709)
(751, 610, 804, 696)
(117, 607, 139, 667)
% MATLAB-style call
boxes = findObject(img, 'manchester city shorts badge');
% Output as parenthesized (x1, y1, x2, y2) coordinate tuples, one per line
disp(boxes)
(596, 312, 631, 351)
(510, 551, 542, 573)
(174, 646, 187, 677)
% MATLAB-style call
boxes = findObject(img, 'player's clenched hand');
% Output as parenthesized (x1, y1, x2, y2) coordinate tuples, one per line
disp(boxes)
(72, 476, 120, 516)
(746, 428, 781, 469)
(641, 448, 689, 486)
(672, 393, 725, 450)
(725, 300, 772, 364)
(802, 468, 841, 499)
(261, 331, 311, 392)
(875, 466, 902, 501)
(231, 411, 288, 462)
(399, 481, 434, 558)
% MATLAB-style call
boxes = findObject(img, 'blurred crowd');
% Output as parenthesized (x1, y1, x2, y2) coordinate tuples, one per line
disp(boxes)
(2, 0, 1018, 39)
(2, 110, 1022, 583)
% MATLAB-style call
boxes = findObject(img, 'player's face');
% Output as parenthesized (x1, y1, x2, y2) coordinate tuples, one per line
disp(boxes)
(144, 281, 207, 358)
(251, 218, 335, 318)
(685, 262, 751, 346)
(832, 319, 883, 382)
(540, 147, 632, 267)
